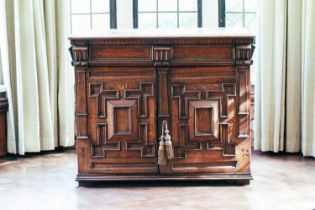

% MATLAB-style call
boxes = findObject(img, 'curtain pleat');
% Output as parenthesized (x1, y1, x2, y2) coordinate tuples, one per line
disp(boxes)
(0, 0, 73, 154)
(286, 0, 302, 152)
(255, 0, 287, 153)
(255, 0, 315, 157)
(301, 0, 315, 157)
(56, 0, 74, 147)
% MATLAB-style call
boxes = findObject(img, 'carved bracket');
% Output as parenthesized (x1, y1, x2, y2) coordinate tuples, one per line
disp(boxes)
(236, 44, 255, 65)
(152, 46, 173, 66)
(70, 46, 89, 66)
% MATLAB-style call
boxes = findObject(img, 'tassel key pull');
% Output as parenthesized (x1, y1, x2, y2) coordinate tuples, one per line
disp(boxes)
(158, 121, 167, 165)
(158, 131, 167, 166)
(163, 121, 174, 160)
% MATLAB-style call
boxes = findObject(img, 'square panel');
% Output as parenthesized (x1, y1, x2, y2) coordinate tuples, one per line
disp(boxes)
(189, 100, 219, 141)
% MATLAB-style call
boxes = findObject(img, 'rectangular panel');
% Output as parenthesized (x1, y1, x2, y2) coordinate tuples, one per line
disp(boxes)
(90, 45, 152, 61)
(91, 163, 158, 174)
(189, 100, 219, 141)
(114, 107, 131, 134)
(238, 69, 250, 138)
(174, 45, 235, 60)
(196, 107, 213, 134)
(75, 69, 88, 138)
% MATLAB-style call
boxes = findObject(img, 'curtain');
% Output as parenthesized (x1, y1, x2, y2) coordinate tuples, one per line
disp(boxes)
(301, 0, 315, 156)
(255, 0, 315, 157)
(0, 0, 74, 154)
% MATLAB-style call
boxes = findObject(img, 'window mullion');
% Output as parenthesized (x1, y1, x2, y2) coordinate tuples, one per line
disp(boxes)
(156, 0, 159, 28)
(90, 0, 92, 29)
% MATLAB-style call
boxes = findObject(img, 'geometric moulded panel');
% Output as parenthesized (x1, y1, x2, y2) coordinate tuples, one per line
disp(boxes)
(107, 99, 138, 141)
(189, 100, 219, 141)
(195, 107, 213, 136)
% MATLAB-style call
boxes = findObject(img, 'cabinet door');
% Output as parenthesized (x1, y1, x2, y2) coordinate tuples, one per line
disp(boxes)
(84, 67, 158, 174)
(169, 67, 238, 174)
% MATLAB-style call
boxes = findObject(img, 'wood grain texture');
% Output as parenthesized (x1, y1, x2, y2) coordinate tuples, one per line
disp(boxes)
(70, 29, 255, 184)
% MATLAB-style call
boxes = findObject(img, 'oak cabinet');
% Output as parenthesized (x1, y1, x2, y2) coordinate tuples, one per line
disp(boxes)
(69, 29, 255, 185)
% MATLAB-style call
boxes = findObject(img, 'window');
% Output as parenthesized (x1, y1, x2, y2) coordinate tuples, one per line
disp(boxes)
(219, 0, 258, 84)
(219, 0, 257, 33)
(133, 0, 202, 29)
(70, 0, 117, 33)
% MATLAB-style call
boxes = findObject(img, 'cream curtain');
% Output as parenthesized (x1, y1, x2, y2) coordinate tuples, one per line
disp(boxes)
(255, 0, 315, 157)
(0, 0, 74, 154)
(301, 0, 315, 156)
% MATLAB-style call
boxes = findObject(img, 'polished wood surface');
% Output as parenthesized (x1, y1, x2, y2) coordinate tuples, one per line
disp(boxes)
(70, 29, 255, 184)
(0, 93, 8, 157)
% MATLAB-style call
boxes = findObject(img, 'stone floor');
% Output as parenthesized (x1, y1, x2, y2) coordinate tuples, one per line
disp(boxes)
(0, 150, 314, 210)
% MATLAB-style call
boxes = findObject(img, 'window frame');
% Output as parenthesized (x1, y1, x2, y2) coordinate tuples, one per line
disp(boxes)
(218, 0, 225, 27)
(133, 0, 202, 29)
(218, 0, 257, 28)
(70, 0, 117, 32)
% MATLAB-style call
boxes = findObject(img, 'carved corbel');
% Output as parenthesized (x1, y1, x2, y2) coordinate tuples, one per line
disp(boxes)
(69, 45, 89, 66)
(236, 42, 255, 65)
(151, 46, 173, 66)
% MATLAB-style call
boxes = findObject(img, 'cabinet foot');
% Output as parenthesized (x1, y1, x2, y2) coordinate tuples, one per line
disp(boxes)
(234, 180, 250, 186)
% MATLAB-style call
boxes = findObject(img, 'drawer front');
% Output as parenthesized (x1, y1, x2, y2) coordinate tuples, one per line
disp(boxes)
(171, 45, 236, 66)
(89, 45, 153, 66)
(174, 45, 235, 60)
(87, 44, 236, 66)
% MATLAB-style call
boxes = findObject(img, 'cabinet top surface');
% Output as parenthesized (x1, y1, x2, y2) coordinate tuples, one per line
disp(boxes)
(69, 28, 255, 40)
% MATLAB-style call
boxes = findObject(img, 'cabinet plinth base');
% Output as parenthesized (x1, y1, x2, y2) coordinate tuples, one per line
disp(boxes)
(77, 174, 252, 186)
